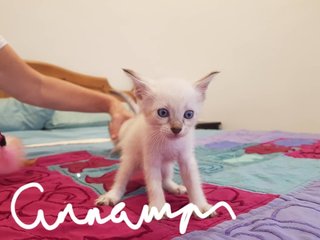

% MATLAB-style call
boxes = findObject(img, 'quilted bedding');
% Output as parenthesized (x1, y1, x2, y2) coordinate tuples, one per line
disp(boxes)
(1, 128, 320, 239)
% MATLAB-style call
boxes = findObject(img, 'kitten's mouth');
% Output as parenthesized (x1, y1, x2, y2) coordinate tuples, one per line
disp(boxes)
(167, 133, 184, 139)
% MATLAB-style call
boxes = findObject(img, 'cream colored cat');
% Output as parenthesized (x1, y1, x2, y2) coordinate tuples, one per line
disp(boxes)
(96, 69, 218, 213)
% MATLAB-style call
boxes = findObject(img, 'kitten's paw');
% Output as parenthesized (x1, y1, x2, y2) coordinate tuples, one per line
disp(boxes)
(163, 181, 187, 195)
(95, 192, 121, 206)
(172, 185, 187, 195)
(148, 201, 167, 219)
(195, 203, 217, 218)
(149, 201, 166, 212)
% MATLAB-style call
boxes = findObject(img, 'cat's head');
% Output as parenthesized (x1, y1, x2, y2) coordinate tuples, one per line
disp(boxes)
(123, 69, 218, 139)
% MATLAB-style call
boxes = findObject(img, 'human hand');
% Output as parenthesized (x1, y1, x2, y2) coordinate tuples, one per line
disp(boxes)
(108, 100, 133, 141)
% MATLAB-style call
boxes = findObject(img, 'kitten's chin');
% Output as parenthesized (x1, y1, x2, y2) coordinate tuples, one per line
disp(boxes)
(167, 133, 185, 140)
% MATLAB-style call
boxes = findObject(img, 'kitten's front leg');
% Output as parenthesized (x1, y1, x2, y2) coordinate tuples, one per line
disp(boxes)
(144, 153, 166, 211)
(178, 154, 214, 216)
(96, 154, 135, 206)
(162, 162, 187, 195)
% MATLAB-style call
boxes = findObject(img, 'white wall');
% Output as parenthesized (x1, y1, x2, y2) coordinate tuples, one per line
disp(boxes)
(1, 0, 319, 133)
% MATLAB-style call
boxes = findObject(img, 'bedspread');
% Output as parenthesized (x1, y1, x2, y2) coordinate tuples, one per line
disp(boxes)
(1, 129, 320, 239)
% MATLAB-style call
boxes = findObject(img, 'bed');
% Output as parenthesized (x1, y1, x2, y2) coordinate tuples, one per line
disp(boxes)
(1, 62, 320, 240)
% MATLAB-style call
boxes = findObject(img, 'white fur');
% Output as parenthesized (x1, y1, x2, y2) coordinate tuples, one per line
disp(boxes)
(96, 70, 218, 213)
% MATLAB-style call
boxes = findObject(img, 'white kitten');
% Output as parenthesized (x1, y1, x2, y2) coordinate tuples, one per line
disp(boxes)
(96, 69, 218, 213)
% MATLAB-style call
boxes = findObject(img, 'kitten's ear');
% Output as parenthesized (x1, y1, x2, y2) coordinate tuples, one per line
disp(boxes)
(123, 69, 151, 100)
(194, 71, 219, 100)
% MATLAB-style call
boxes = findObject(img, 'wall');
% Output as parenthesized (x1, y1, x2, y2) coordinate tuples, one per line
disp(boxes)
(1, 0, 319, 133)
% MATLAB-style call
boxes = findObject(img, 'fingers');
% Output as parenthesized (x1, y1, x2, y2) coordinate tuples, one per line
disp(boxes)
(109, 119, 120, 141)
(109, 110, 133, 141)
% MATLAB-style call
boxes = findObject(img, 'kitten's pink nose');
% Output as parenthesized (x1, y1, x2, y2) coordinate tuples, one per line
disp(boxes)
(171, 127, 182, 135)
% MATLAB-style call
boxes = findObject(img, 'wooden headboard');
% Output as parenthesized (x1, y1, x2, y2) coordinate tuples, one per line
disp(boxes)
(0, 61, 134, 101)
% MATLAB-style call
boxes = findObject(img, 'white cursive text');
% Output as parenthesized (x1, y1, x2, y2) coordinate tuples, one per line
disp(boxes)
(11, 182, 236, 234)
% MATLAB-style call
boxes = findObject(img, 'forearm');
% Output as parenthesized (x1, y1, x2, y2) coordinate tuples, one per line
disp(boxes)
(0, 44, 132, 140)
(35, 74, 117, 113)
(0, 45, 119, 114)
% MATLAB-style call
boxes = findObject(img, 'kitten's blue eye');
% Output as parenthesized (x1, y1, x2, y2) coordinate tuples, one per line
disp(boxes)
(184, 110, 194, 119)
(157, 108, 169, 118)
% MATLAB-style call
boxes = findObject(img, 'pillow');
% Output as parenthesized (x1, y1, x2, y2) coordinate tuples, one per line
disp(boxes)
(0, 98, 54, 131)
(44, 111, 111, 129)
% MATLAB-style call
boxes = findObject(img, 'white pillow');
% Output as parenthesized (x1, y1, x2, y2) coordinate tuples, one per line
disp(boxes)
(0, 98, 53, 131)
(44, 111, 111, 129)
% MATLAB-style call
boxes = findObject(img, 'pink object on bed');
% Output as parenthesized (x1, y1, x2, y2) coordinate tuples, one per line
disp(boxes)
(0, 135, 25, 175)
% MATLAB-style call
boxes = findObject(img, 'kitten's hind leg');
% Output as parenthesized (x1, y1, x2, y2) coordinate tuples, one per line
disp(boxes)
(96, 155, 136, 206)
(162, 162, 187, 195)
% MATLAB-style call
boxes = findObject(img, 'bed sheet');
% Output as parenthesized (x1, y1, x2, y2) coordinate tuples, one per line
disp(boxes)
(1, 127, 320, 239)
(6, 126, 218, 159)
(6, 126, 114, 159)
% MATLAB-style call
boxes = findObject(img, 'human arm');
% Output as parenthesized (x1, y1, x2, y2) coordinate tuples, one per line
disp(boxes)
(0, 45, 132, 139)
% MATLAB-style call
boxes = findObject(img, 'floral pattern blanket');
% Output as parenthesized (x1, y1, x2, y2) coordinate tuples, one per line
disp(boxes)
(1, 130, 320, 239)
